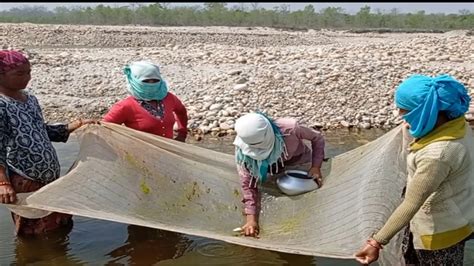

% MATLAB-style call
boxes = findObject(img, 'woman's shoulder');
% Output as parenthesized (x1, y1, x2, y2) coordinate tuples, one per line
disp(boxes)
(0, 90, 37, 106)
(25, 91, 39, 102)
(274, 117, 298, 135)
(114, 96, 136, 106)
(417, 140, 467, 164)
(163, 91, 181, 101)
(104, 96, 136, 115)
(163, 92, 186, 108)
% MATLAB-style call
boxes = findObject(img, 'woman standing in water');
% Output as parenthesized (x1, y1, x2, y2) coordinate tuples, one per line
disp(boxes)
(103, 61, 188, 142)
(0, 50, 95, 235)
(355, 74, 474, 265)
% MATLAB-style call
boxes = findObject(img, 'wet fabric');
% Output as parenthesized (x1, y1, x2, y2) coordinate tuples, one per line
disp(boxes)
(2, 122, 413, 265)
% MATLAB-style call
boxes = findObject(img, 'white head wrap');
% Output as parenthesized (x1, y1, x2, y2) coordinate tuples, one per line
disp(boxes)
(233, 113, 275, 160)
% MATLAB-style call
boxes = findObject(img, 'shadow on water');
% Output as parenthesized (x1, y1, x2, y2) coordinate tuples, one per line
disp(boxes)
(106, 225, 192, 265)
(1, 128, 473, 265)
(13, 222, 78, 265)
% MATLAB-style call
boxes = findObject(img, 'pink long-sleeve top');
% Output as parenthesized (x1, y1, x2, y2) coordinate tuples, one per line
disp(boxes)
(238, 118, 325, 215)
(103, 93, 188, 139)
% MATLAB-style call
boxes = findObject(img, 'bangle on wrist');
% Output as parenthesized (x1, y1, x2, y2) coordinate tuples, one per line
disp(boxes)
(367, 238, 383, 250)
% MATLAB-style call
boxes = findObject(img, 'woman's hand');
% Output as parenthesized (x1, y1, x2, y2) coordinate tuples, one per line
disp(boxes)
(242, 214, 259, 238)
(354, 240, 382, 265)
(402, 120, 410, 129)
(68, 118, 98, 133)
(308, 166, 323, 187)
(0, 183, 16, 204)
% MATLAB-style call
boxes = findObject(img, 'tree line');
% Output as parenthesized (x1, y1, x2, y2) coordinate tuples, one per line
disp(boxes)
(0, 3, 472, 30)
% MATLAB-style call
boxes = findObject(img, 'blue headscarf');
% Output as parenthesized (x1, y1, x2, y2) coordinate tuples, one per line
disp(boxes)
(124, 61, 168, 101)
(395, 74, 470, 138)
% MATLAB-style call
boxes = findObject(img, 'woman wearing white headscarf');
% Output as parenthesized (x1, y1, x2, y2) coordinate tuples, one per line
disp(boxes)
(234, 112, 325, 237)
(103, 61, 188, 142)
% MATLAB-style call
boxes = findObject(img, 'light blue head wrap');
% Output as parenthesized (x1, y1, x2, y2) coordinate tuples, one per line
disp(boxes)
(395, 74, 470, 138)
(124, 61, 168, 101)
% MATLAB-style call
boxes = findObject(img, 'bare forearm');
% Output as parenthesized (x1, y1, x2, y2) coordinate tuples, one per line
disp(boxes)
(246, 214, 258, 223)
(0, 165, 8, 182)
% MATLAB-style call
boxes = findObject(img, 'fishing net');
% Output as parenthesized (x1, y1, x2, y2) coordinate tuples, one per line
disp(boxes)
(5, 122, 413, 265)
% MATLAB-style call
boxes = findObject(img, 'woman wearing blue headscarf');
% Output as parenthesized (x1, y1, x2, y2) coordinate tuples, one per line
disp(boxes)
(355, 74, 474, 265)
(103, 61, 188, 142)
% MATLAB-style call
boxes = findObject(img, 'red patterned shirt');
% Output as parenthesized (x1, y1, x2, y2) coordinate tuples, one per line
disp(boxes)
(103, 93, 188, 139)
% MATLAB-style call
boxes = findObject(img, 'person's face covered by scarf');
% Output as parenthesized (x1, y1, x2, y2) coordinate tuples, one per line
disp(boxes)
(123, 61, 168, 101)
(233, 113, 276, 161)
(0, 50, 31, 91)
(395, 74, 470, 138)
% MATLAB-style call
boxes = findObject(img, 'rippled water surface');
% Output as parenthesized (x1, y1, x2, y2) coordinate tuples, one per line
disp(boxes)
(1, 128, 472, 265)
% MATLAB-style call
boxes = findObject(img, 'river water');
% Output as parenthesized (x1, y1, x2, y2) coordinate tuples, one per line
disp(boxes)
(1, 128, 473, 265)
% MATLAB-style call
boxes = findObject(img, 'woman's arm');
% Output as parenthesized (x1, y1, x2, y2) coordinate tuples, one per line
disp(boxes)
(238, 164, 261, 237)
(294, 124, 325, 168)
(0, 111, 9, 182)
(171, 94, 188, 141)
(45, 123, 70, 142)
(0, 112, 15, 203)
(294, 124, 325, 184)
(238, 165, 260, 216)
(355, 157, 451, 264)
(372, 158, 450, 244)
(103, 100, 129, 125)
(47, 119, 98, 142)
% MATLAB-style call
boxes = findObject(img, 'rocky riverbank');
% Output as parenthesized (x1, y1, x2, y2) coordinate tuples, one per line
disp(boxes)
(1, 23, 473, 138)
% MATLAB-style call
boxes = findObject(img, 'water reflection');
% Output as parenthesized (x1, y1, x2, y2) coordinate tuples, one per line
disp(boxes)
(160, 236, 291, 265)
(106, 225, 191, 265)
(13, 222, 79, 265)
